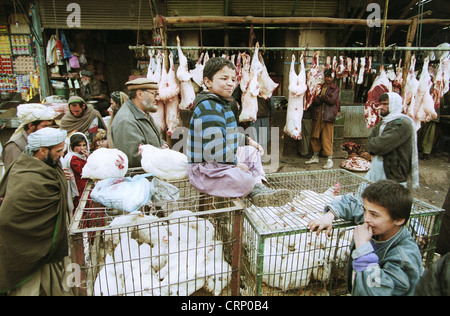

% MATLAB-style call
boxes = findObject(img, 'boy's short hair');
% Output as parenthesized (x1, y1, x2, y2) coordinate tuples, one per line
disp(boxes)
(203, 57, 236, 81)
(362, 179, 413, 225)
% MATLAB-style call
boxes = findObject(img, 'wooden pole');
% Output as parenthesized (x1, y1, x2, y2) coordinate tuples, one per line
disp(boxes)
(401, 17, 418, 98)
(158, 15, 450, 27)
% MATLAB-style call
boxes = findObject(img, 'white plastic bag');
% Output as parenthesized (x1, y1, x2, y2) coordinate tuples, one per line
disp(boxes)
(91, 174, 153, 213)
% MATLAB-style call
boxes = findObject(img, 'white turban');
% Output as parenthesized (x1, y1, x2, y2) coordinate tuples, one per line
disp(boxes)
(25, 127, 67, 156)
(13, 103, 56, 137)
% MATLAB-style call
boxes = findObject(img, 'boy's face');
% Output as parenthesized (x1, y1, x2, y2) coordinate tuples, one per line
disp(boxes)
(204, 66, 236, 99)
(363, 198, 405, 242)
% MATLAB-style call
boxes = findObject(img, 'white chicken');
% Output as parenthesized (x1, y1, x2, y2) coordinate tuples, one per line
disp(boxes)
(203, 241, 232, 296)
(82, 148, 128, 180)
(94, 253, 124, 296)
(139, 144, 188, 180)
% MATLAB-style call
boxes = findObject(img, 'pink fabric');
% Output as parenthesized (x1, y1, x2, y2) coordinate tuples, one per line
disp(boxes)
(188, 146, 265, 198)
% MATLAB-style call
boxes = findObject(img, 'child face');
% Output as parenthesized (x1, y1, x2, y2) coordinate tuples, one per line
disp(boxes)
(73, 140, 88, 154)
(363, 198, 405, 242)
(204, 66, 236, 99)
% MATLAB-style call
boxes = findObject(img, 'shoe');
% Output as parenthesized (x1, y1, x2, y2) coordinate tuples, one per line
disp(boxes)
(305, 156, 319, 164)
(250, 184, 293, 207)
(322, 159, 333, 169)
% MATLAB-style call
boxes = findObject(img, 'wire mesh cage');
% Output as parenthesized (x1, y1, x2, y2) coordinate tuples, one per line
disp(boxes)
(68, 168, 244, 296)
(239, 169, 445, 296)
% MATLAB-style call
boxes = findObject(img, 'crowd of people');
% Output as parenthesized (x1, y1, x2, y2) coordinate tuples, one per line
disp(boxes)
(0, 57, 448, 296)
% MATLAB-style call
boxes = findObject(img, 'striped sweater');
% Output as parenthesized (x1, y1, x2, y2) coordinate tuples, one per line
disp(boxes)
(187, 92, 245, 164)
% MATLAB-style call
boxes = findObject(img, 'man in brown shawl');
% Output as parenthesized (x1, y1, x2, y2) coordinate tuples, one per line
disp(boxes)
(59, 96, 106, 143)
(0, 127, 73, 296)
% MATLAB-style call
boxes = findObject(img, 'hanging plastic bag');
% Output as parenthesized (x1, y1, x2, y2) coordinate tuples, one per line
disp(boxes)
(68, 55, 80, 68)
(91, 173, 153, 213)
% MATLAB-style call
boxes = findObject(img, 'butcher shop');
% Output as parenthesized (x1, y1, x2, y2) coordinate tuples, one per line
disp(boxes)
(0, 0, 450, 297)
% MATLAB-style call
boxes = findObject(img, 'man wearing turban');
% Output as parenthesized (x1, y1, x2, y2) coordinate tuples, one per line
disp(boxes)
(0, 127, 73, 296)
(2, 103, 56, 171)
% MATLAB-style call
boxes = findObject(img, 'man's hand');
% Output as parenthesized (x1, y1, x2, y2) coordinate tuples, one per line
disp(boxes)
(308, 211, 335, 237)
(236, 162, 249, 172)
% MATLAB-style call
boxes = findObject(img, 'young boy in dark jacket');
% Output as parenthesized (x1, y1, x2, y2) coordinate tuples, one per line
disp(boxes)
(308, 179, 423, 295)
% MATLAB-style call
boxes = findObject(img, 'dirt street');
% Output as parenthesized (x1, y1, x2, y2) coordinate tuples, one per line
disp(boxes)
(264, 152, 450, 210)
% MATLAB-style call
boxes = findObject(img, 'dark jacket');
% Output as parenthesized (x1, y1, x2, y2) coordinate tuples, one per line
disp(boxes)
(436, 187, 450, 255)
(366, 118, 413, 183)
(414, 252, 450, 296)
(310, 83, 340, 122)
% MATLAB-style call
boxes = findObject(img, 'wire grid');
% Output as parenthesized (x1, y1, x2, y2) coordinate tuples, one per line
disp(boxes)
(239, 169, 444, 296)
(69, 169, 244, 296)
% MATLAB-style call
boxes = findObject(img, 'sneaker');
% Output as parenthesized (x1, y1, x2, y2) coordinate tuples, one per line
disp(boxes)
(305, 156, 319, 164)
(322, 159, 333, 169)
(249, 184, 293, 207)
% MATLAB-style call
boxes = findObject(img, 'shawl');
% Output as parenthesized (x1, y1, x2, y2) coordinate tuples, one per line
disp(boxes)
(0, 153, 69, 293)
(380, 93, 419, 189)
(59, 104, 105, 135)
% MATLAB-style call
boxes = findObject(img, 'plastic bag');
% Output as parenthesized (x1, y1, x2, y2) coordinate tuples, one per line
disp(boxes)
(68, 55, 80, 68)
(151, 177, 180, 207)
(91, 174, 153, 213)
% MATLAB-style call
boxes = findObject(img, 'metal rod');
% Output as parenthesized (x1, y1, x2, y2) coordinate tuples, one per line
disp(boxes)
(129, 45, 450, 52)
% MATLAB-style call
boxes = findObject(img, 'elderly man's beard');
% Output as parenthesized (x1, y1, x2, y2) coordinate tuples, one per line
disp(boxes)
(43, 152, 59, 168)
(142, 97, 158, 113)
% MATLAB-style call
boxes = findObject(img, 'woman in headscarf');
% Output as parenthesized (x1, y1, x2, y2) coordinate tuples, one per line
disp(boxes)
(365, 92, 419, 189)
(106, 91, 128, 148)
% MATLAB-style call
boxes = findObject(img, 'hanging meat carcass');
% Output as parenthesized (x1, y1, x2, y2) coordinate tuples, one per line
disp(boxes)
(160, 52, 181, 136)
(413, 56, 437, 129)
(404, 55, 420, 118)
(283, 54, 307, 140)
(190, 52, 205, 88)
(176, 36, 196, 110)
(235, 53, 242, 88)
(304, 52, 324, 110)
(364, 65, 392, 129)
(351, 57, 359, 88)
(357, 57, 366, 85)
(392, 59, 403, 94)
(258, 49, 279, 99)
(147, 52, 166, 132)
(332, 56, 337, 78)
(431, 57, 450, 109)
(336, 56, 346, 79)
(239, 45, 262, 122)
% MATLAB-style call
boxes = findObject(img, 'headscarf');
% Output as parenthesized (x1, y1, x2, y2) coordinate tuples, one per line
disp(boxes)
(61, 132, 90, 213)
(381, 92, 419, 189)
(13, 103, 56, 137)
(25, 127, 67, 156)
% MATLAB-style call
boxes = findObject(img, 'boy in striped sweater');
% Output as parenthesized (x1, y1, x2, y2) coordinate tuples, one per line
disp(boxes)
(187, 57, 292, 207)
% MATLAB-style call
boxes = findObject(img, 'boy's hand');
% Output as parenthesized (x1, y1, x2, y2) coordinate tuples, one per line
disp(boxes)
(354, 222, 373, 248)
(308, 211, 335, 237)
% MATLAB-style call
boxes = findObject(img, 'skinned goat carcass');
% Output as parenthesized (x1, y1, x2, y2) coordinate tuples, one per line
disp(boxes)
(283, 54, 307, 140)
(332, 56, 337, 78)
(404, 55, 420, 126)
(159, 53, 179, 101)
(239, 46, 262, 122)
(147, 52, 166, 132)
(164, 52, 182, 136)
(431, 58, 445, 109)
(364, 66, 392, 129)
(414, 56, 437, 129)
(258, 50, 279, 99)
(176, 36, 196, 110)
(235, 53, 242, 88)
(393, 59, 403, 94)
(190, 52, 204, 88)
(304, 52, 324, 110)
(357, 57, 366, 85)
(336, 56, 346, 79)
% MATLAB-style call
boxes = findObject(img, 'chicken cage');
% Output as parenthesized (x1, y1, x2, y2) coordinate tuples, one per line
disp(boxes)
(68, 168, 245, 296)
(239, 169, 444, 296)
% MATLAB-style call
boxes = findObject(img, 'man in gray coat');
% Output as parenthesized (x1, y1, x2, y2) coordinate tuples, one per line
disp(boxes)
(111, 78, 168, 168)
